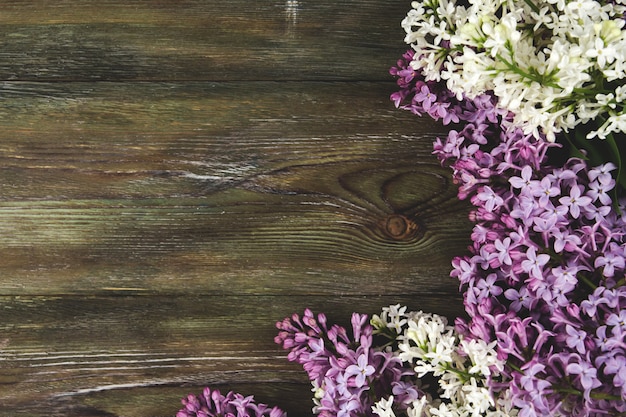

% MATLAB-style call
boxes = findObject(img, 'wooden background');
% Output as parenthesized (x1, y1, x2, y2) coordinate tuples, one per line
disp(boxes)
(0, 2, 472, 416)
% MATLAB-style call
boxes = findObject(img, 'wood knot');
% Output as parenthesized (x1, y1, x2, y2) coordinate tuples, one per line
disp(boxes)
(381, 214, 419, 241)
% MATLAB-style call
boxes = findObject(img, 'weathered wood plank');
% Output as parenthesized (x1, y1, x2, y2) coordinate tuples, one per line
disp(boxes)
(0, 194, 469, 296)
(0, 295, 464, 417)
(0, 81, 471, 296)
(0, 3, 475, 416)
(0, 0, 410, 81)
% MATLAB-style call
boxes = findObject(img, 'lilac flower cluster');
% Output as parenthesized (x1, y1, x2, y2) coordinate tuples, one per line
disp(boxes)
(177, 387, 286, 417)
(391, 50, 626, 416)
(274, 309, 420, 417)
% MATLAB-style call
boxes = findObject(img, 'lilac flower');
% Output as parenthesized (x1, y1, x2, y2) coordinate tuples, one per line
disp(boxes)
(344, 353, 375, 388)
(391, 381, 421, 404)
(532, 177, 561, 207)
(558, 184, 593, 219)
(472, 224, 499, 244)
(606, 310, 626, 333)
(552, 230, 582, 253)
(391, 50, 626, 415)
(337, 398, 360, 417)
(564, 325, 588, 354)
(532, 215, 557, 235)
(475, 273, 503, 299)
(494, 237, 514, 266)
(509, 195, 538, 226)
(177, 387, 286, 417)
(476, 186, 504, 212)
(588, 179, 614, 205)
(413, 84, 437, 111)
(509, 165, 536, 194)
(275, 309, 407, 417)
(588, 163, 617, 182)
(390, 90, 407, 109)
(594, 245, 626, 277)
(450, 256, 476, 287)
(520, 247, 550, 280)
(551, 266, 579, 289)
(566, 360, 602, 392)
(604, 355, 626, 389)
(504, 287, 532, 312)
(519, 362, 550, 392)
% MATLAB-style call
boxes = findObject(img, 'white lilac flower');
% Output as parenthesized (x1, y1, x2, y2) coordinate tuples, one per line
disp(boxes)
(594, 113, 626, 139)
(385, 307, 512, 416)
(429, 402, 459, 417)
(460, 339, 502, 376)
(462, 378, 495, 415)
(406, 396, 432, 417)
(401, 0, 626, 142)
(376, 304, 409, 334)
(438, 370, 464, 401)
(372, 396, 397, 417)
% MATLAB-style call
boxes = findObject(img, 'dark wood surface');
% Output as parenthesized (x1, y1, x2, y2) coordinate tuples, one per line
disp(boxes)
(0, 2, 471, 416)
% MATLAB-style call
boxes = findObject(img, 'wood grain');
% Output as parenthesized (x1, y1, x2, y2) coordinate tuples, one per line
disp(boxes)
(0, 81, 471, 296)
(0, 1, 410, 81)
(0, 295, 464, 417)
(0, 1, 473, 416)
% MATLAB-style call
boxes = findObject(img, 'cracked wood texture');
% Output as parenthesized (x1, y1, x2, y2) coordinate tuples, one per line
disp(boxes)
(0, 2, 472, 416)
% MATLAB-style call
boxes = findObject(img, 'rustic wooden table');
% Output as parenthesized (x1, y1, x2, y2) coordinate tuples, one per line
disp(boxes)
(0, 2, 471, 416)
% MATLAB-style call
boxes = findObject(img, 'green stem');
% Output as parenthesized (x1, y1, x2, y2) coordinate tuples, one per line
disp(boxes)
(553, 384, 624, 402)
(552, 385, 581, 395)
(578, 273, 598, 291)
(440, 362, 481, 382)
(508, 362, 523, 373)
(495, 53, 560, 89)
(521, 0, 541, 13)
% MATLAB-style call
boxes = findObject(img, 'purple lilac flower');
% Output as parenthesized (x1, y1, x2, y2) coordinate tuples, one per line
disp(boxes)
(344, 353, 375, 387)
(177, 387, 286, 417)
(567, 360, 602, 392)
(275, 309, 417, 417)
(391, 50, 626, 415)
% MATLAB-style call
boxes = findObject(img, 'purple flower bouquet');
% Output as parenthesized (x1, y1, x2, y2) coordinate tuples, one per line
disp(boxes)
(176, 1, 626, 416)
(176, 387, 287, 417)
(386, 0, 626, 414)
(391, 48, 626, 415)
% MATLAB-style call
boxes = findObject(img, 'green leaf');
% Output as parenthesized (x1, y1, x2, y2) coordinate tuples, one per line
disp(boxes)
(605, 132, 626, 189)
(563, 131, 589, 161)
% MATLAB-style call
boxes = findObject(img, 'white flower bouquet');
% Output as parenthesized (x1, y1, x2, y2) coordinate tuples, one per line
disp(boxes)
(402, 0, 626, 140)
(401, 0, 626, 185)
